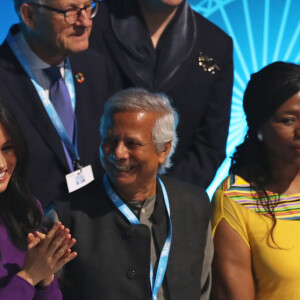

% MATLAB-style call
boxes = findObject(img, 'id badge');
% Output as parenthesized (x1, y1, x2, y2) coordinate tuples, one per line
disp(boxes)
(65, 165, 94, 193)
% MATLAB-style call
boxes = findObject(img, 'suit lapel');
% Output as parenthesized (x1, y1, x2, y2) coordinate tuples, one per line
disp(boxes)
(152, 179, 169, 253)
(103, 30, 152, 90)
(0, 42, 69, 170)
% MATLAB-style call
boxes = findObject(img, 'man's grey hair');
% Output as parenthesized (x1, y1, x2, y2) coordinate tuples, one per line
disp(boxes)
(100, 88, 179, 174)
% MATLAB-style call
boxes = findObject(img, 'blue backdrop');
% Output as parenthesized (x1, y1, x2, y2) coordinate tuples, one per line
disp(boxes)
(1, 0, 299, 197)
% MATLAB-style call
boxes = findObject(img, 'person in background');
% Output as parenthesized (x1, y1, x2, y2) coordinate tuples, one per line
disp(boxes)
(53, 88, 212, 300)
(0, 0, 120, 208)
(90, 0, 233, 188)
(0, 102, 77, 299)
(211, 62, 300, 300)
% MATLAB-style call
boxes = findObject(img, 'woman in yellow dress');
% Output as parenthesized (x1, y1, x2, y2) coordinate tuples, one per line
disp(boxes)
(211, 62, 300, 300)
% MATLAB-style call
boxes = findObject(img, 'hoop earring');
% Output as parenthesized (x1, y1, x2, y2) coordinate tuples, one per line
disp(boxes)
(257, 132, 263, 142)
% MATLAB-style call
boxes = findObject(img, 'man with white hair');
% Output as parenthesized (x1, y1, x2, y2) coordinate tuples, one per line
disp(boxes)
(54, 88, 212, 300)
(90, 0, 233, 189)
(0, 0, 119, 207)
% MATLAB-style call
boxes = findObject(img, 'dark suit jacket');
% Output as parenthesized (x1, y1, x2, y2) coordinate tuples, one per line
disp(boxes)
(54, 176, 211, 300)
(0, 29, 119, 207)
(90, 0, 233, 188)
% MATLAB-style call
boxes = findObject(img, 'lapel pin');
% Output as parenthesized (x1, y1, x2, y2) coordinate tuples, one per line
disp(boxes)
(198, 52, 220, 75)
(75, 72, 85, 83)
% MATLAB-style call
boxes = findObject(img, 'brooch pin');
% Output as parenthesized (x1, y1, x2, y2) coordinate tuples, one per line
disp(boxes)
(198, 52, 220, 75)
(75, 72, 85, 83)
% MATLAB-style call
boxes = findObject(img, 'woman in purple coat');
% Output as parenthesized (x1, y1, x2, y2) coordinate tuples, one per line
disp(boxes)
(0, 102, 77, 299)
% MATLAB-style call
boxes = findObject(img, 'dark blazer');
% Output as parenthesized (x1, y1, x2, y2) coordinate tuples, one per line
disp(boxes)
(54, 176, 211, 300)
(0, 29, 119, 207)
(90, 0, 234, 188)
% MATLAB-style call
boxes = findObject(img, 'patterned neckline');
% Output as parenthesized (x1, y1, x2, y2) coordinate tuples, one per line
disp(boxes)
(223, 175, 300, 220)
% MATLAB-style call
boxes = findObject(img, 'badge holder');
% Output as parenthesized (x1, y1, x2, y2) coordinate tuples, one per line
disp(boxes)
(65, 160, 94, 193)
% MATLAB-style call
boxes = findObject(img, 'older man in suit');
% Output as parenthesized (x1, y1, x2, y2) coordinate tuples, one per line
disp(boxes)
(90, 0, 233, 189)
(0, 0, 119, 207)
(53, 88, 212, 300)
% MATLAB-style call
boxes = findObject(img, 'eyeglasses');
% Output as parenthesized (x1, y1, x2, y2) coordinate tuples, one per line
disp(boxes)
(29, 0, 99, 25)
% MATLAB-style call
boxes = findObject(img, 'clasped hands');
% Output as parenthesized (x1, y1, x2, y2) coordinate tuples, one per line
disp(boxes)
(17, 222, 77, 288)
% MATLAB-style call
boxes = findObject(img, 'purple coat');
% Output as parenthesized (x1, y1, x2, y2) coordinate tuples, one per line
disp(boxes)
(0, 223, 62, 300)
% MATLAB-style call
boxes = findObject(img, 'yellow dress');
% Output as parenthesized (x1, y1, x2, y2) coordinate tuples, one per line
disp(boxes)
(212, 175, 300, 300)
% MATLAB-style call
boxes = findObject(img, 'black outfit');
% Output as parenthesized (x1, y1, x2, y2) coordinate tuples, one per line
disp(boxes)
(90, 0, 234, 188)
(0, 25, 120, 207)
(54, 176, 211, 300)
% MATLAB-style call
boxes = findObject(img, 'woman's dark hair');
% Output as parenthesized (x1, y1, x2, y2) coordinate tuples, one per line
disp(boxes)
(230, 61, 300, 245)
(0, 101, 43, 252)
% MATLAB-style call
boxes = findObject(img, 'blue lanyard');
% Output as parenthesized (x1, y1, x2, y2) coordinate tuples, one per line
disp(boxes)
(103, 174, 172, 300)
(7, 33, 80, 166)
